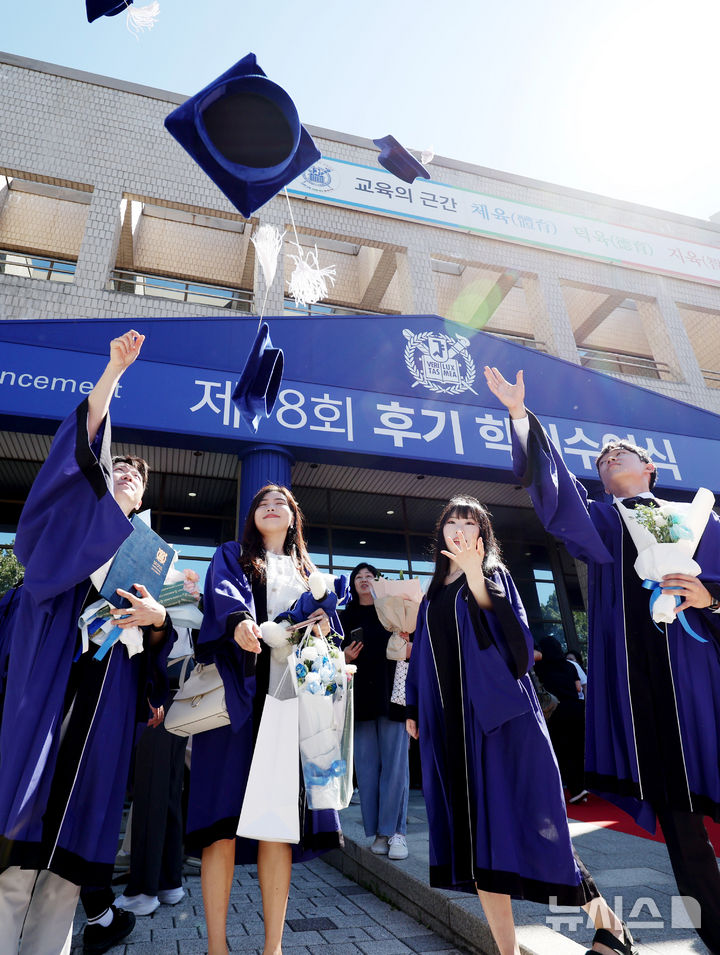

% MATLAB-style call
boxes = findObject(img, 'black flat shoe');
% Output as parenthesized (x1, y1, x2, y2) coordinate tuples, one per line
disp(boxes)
(83, 906, 136, 954)
(584, 922, 637, 955)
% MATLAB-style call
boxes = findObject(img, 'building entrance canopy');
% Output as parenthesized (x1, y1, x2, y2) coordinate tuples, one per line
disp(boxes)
(1, 315, 719, 494)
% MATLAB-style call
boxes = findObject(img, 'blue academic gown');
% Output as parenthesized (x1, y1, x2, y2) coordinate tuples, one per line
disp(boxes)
(406, 569, 595, 904)
(0, 400, 175, 885)
(186, 541, 343, 862)
(513, 411, 720, 832)
(0, 583, 22, 719)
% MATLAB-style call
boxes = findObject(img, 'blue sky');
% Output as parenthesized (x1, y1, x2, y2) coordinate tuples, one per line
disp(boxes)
(3, 0, 719, 222)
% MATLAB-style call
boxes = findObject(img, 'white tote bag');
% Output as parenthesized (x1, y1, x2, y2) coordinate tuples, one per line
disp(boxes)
(237, 671, 300, 844)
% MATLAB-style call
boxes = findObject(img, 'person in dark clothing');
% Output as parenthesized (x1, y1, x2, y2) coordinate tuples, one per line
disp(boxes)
(535, 636, 588, 803)
(340, 563, 409, 860)
(405, 496, 631, 955)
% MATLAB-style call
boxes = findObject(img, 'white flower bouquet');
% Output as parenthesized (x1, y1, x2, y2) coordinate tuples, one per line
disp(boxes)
(78, 565, 203, 657)
(619, 488, 715, 628)
(288, 627, 354, 810)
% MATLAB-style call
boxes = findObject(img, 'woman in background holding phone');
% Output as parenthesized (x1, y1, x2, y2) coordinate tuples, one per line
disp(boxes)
(339, 563, 410, 861)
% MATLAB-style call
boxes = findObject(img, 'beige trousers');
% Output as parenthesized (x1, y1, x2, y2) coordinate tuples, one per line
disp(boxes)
(0, 866, 78, 954)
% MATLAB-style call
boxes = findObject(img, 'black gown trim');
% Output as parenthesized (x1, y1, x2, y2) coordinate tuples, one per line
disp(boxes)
(515, 411, 551, 490)
(0, 837, 114, 886)
(430, 862, 598, 905)
(74, 398, 112, 502)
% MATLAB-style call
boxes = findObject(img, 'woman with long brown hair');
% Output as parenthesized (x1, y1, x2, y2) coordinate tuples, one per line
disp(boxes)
(406, 496, 634, 955)
(186, 484, 343, 955)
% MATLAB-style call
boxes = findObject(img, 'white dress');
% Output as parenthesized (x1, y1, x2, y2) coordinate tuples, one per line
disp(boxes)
(265, 552, 308, 697)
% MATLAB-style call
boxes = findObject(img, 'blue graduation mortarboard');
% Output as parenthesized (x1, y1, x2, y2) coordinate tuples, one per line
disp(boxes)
(373, 135, 431, 185)
(232, 323, 284, 434)
(86, 0, 130, 21)
(164, 53, 321, 219)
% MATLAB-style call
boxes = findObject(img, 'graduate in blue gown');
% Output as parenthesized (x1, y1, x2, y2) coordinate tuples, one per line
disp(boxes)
(186, 484, 343, 955)
(484, 364, 720, 954)
(406, 497, 633, 955)
(0, 331, 175, 955)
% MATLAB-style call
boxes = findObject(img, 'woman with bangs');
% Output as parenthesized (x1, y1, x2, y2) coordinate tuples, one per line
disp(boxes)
(405, 497, 634, 955)
(186, 484, 342, 955)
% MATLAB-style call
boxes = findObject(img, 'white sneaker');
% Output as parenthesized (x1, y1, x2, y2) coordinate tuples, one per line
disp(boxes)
(158, 887, 185, 905)
(370, 835, 389, 854)
(114, 893, 160, 916)
(388, 834, 408, 860)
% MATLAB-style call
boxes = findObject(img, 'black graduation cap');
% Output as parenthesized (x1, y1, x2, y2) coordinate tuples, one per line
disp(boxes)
(373, 135, 431, 185)
(232, 323, 284, 434)
(86, 0, 130, 21)
(164, 53, 321, 219)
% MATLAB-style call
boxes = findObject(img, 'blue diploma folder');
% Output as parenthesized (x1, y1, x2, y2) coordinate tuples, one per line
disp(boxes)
(100, 516, 177, 608)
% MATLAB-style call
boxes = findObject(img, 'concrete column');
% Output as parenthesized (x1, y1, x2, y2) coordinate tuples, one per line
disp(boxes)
(397, 245, 438, 314)
(523, 273, 580, 363)
(637, 293, 706, 391)
(237, 443, 294, 533)
(73, 187, 123, 291)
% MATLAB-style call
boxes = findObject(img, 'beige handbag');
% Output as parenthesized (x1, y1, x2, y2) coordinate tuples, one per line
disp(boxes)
(164, 657, 230, 737)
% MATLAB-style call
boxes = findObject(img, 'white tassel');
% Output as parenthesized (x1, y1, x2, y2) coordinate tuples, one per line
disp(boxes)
(287, 244, 336, 308)
(420, 147, 434, 165)
(126, 1, 160, 37)
(251, 224, 285, 290)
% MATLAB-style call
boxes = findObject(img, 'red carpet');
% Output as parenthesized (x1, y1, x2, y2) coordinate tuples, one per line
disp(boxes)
(566, 793, 720, 855)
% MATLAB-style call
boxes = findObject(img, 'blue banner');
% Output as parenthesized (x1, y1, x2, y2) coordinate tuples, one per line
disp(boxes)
(1, 317, 719, 493)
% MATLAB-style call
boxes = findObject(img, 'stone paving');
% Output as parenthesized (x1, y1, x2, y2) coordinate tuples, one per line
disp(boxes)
(70, 856, 468, 955)
(70, 791, 714, 954)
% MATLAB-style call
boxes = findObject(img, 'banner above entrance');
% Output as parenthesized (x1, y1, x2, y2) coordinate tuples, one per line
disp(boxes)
(287, 157, 720, 288)
(1, 315, 719, 493)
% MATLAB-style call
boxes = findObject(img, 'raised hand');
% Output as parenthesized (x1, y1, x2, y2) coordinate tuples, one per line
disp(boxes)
(483, 366, 526, 418)
(441, 530, 485, 576)
(109, 329, 145, 373)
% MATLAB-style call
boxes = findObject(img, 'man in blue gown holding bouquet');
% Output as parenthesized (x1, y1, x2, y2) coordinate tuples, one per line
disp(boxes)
(484, 365, 720, 954)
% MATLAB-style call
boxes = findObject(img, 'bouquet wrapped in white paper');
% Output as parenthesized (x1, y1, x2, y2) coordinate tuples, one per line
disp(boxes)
(288, 627, 354, 810)
(618, 488, 715, 630)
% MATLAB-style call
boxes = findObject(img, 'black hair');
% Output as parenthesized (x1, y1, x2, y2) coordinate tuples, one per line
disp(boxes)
(112, 454, 149, 489)
(239, 484, 314, 581)
(427, 497, 503, 599)
(596, 440, 657, 490)
(347, 563, 380, 604)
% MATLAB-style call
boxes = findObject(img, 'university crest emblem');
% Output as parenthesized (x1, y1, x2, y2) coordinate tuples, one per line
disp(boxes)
(403, 329, 477, 395)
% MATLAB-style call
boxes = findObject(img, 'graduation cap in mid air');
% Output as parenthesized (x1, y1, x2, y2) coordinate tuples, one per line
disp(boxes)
(373, 135, 431, 185)
(86, 0, 128, 19)
(232, 323, 284, 434)
(86, 0, 159, 33)
(164, 53, 321, 219)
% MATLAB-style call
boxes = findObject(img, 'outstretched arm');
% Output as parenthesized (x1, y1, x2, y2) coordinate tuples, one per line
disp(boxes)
(484, 366, 526, 421)
(483, 365, 612, 564)
(87, 330, 145, 443)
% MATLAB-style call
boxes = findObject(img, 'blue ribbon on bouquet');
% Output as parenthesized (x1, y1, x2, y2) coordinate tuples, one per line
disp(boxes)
(303, 759, 347, 787)
(93, 623, 125, 660)
(642, 579, 707, 644)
